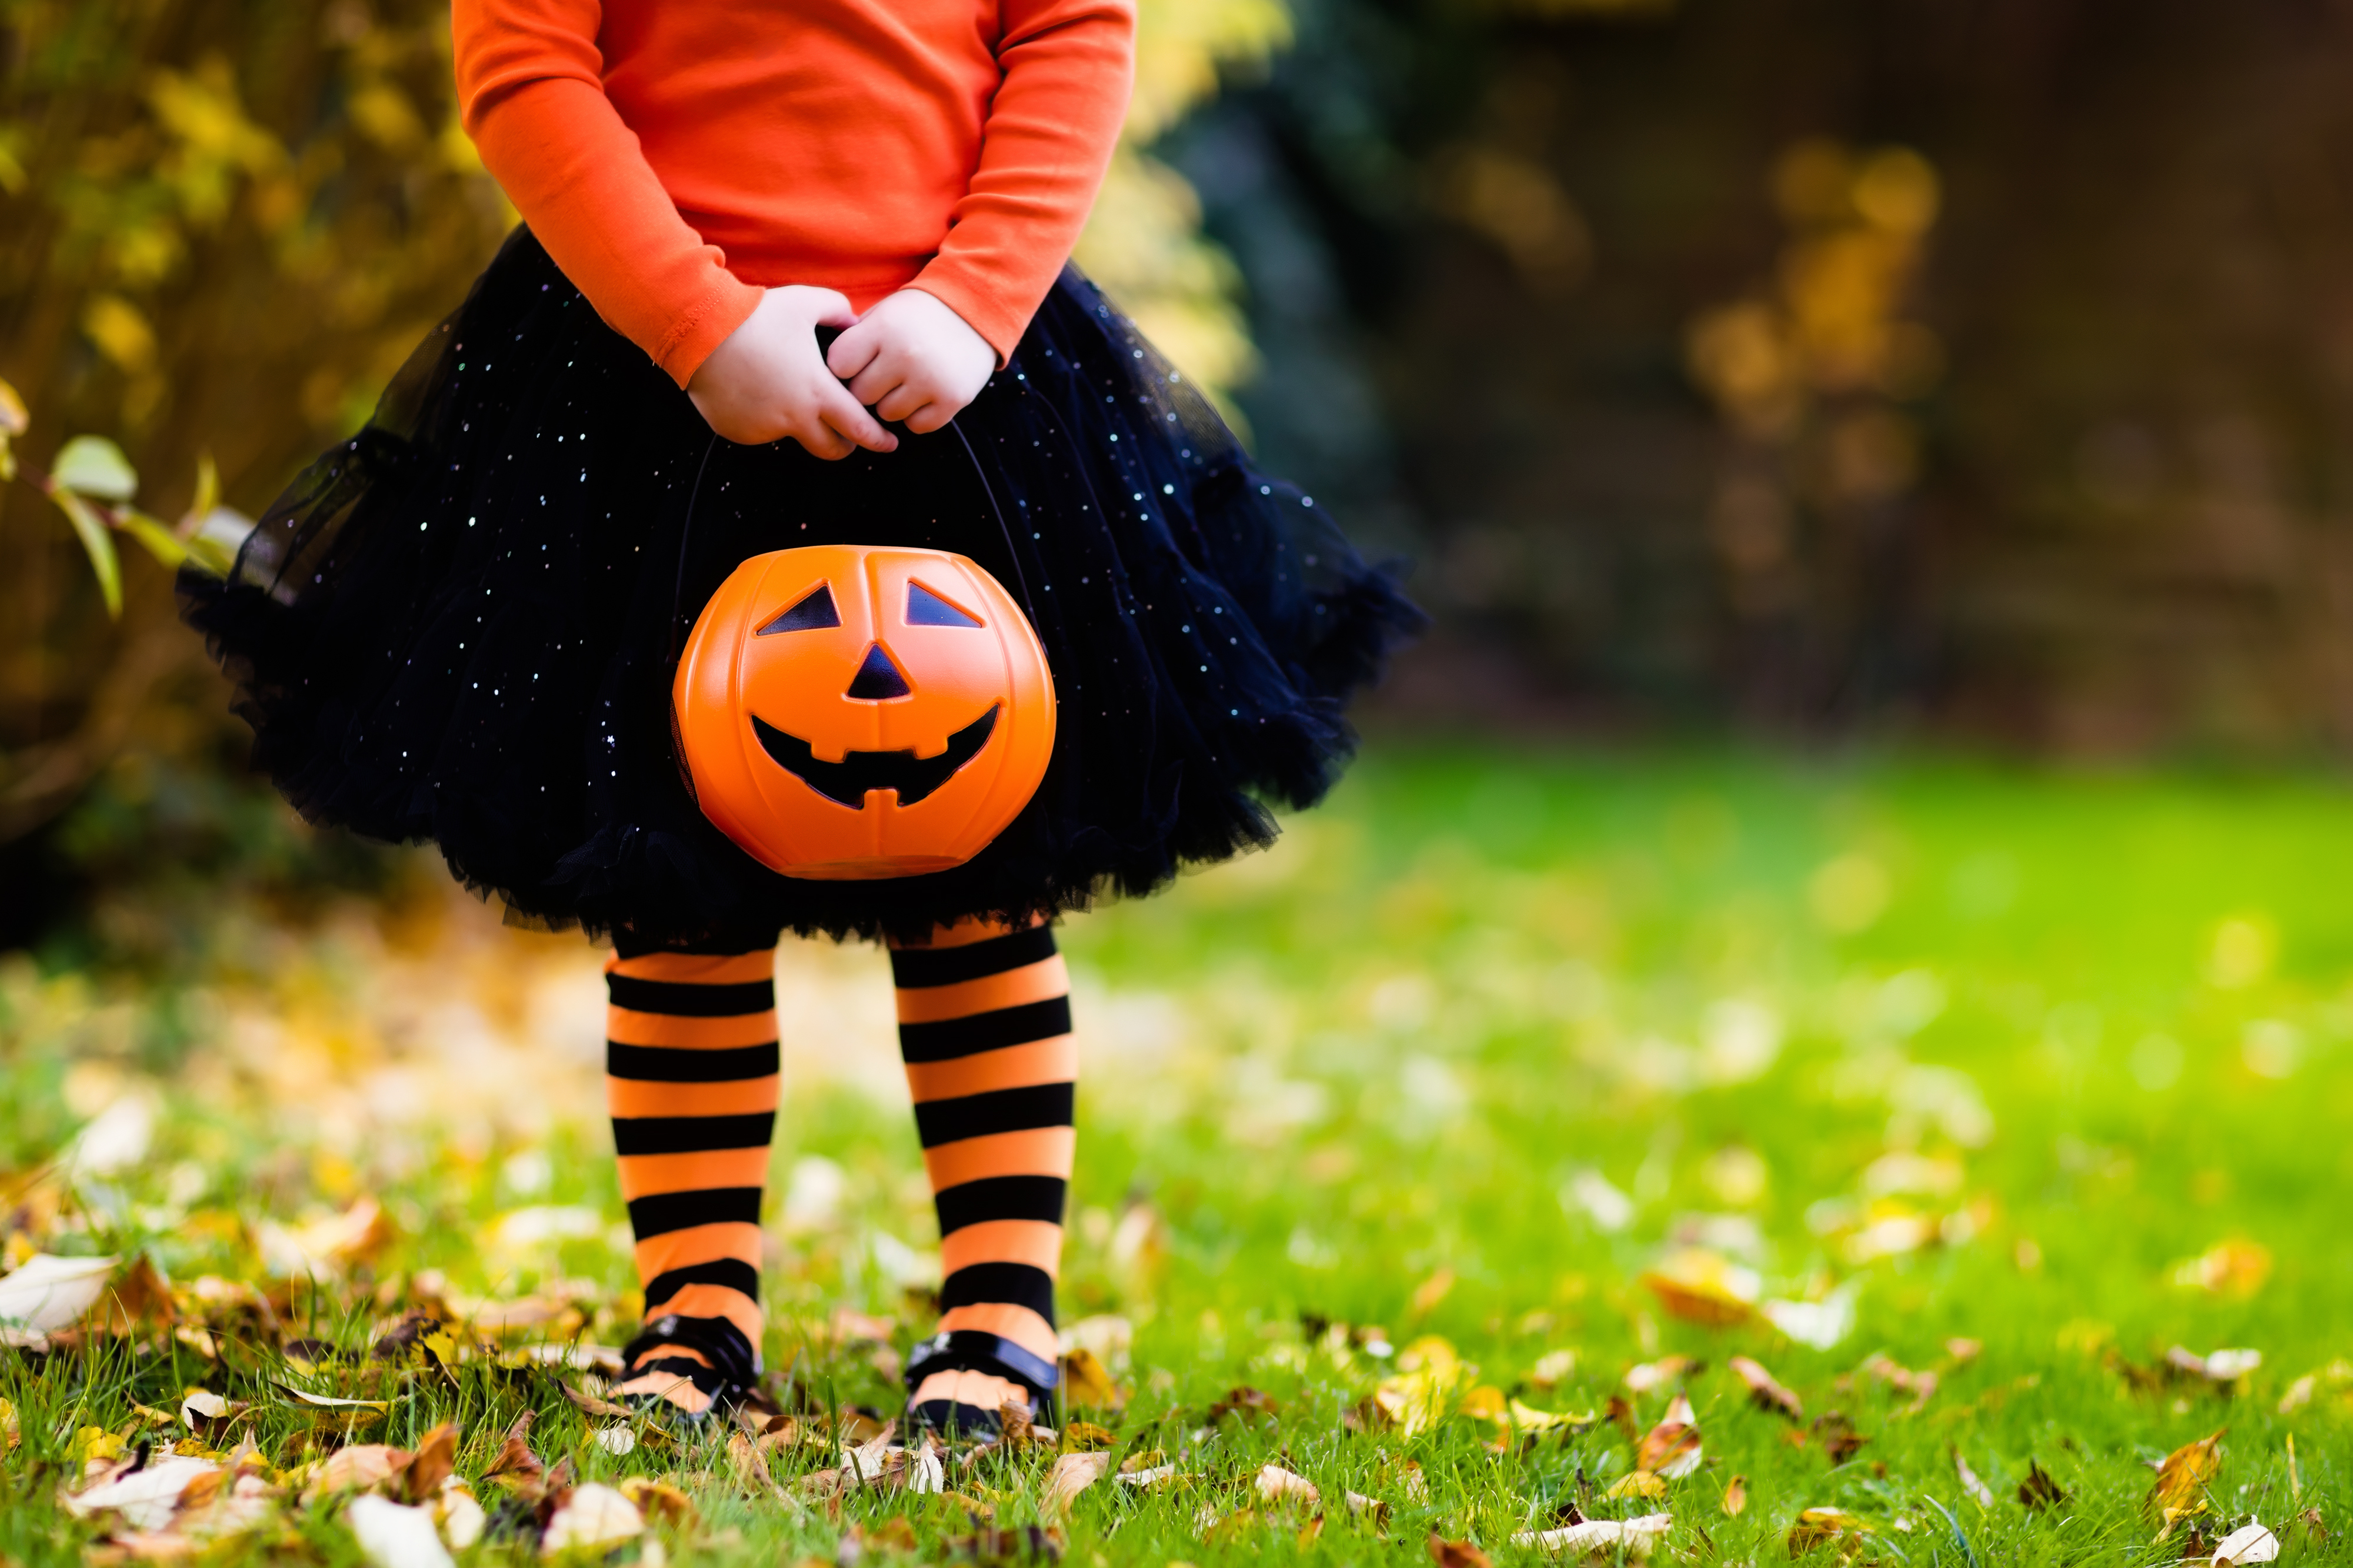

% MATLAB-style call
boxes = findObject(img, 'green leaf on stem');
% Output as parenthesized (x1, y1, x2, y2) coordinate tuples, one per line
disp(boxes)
(52, 434, 138, 502)
(119, 508, 190, 569)
(48, 485, 124, 617)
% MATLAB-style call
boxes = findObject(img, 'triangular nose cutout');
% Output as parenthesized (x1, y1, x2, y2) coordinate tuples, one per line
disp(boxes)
(846, 643, 912, 700)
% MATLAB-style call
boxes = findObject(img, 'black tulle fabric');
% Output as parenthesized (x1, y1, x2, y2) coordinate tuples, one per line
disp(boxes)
(181, 228, 1422, 946)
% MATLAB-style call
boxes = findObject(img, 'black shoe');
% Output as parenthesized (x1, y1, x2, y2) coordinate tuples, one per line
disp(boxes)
(902, 1329, 1059, 1439)
(616, 1314, 758, 1418)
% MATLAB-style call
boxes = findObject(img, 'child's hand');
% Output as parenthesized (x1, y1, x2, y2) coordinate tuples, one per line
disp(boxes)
(826, 289, 996, 435)
(687, 286, 899, 458)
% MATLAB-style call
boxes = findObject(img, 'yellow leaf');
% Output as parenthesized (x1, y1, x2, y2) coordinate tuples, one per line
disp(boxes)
(0, 376, 25, 436)
(1410, 1267, 1457, 1315)
(1607, 1470, 1667, 1499)
(2149, 1429, 2227, 1519)
(1722, 1473, 1748, 1515)
(1457, 1384, 1507, 1423)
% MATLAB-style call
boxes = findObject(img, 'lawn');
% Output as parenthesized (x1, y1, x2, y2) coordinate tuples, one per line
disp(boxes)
(5, 743, 2353, 1564)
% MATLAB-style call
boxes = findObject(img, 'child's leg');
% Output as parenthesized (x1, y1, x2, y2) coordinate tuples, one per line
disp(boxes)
(889, 917, 1074, 1429)
(605, 946, 779, 1413)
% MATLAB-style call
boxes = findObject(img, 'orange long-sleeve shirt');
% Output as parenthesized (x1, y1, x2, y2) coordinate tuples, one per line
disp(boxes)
(452, 0, 1136, 388)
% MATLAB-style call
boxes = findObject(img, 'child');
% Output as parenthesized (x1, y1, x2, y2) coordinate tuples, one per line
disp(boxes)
(182, 0, 1419, 1432)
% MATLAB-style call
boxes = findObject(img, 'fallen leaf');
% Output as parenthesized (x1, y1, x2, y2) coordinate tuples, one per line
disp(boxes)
(617, 1477, 696, 1529)
(481, 1412, 544, 1486)
(2151, 1429, 2228, 1519)
(271, 1382, 391, 1423)
(1858, 1353, 1938, 1411)
(1427, 1533, 1492, 1568)
(1811, 1410, 1867, 1466)
(64, 1456, 224, 1532)
(2173, 1240, 2273, 1299)
(345, 1495, 454, 1568)
(1045, 1451, 1110, 1512)
(1761, 1282, 1862, 1350)
(1608, 1472, 1668, 1500)
(1458, 1384, 1508, 1423)
(1511, 1513, 1674, 1557)
(1297, 1513, 1326, 1547)
(1060, 1346, 1124, 1410)
(2168, 1346, 2263, 1383)
(556, 1383, 630, 1419)
(1636, 1393, 1703, 1479)
(541, 1483, 644, 1555)
(0, 1253, 121, 1332)
(1061, 1419, 1118, 1450)
(1346, 1489, 1391, 1526)
(258, 1199, 393, 1278)
(1531, 1349, 1577, 1389)
(311, 1444, 413, 1498)
(1508, 1399, 1594, 1433)
(1116, 1463, 1178, 1491)
(1208, 1385, 1281, 1422)
(1729, 1355, 1804, 1420)
(398, 1424, 456, 1504)
(2211, 1521, 2280, 1564)
(2298, 1507, 2327, 1541)
(1640, 1250, 1758, 1327)
(1622, 1356, 1698, 1394)
(1722, 1474, 1747, 1515)
(1787, 1507, 1870, 1553)
(1257, 1464, 1320, 1507)
(1954, 1449, 1994, 1507)
(434, 1482, 486, 1550)
(2018, 1459, 2067, 1510)
(593, 1427, 635, 1456)
(1945, 1337, 1982, 1363)
(1411, 1268, 1457, 1316)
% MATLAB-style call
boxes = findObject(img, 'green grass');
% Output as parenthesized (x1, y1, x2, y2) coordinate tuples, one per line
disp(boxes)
(8, 744, 2353, 1563)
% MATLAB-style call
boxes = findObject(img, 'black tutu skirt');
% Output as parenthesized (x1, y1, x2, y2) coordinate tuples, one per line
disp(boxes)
(181, 227, 1421, 946)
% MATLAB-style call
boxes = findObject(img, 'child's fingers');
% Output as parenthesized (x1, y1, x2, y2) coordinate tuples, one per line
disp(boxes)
(798, 287, 860, 331)
(901, 399, 954, 435)
(826, 326, 884, 383)
(819, 381, 897, 453)
(873, 379, 931, 425)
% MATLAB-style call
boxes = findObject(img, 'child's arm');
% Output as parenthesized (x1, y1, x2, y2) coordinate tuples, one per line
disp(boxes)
(825, 0, 1137, 432)
(451, 0, 894, 454)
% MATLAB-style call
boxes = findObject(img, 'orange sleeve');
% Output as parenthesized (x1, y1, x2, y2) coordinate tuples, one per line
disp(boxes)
(909, 0, 1137, 362)
(451, 0, 762, 388)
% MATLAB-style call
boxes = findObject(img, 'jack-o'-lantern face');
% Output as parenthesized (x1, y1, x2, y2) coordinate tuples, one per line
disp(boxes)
(673, 545, 1055, 879)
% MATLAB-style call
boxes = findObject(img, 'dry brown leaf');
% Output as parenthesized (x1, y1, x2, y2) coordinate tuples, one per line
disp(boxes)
(1427, 1533, 1492, 1568)
(1811, 1410, 1867, 1466)
(1730, 1355, 1804, 1420)
(557, 1383, 630, 1420)
(1858, 1353, 1938, 1412)
(1722, 1474, 1747, 1516)
(1045, 1450, 1110, 1512)
(396, 1423, 456, 1504)
(479, 1412, 543, 1487)
(2151, 1430, 2227, 1519)
(1346, 1489, 1391, 1527)
(726, 1430, 789, 1499)
(1636, 1393, 1703, 1479)
(2018, 1458, 2067, 1511)
(1208, 1385, 1281, 1422)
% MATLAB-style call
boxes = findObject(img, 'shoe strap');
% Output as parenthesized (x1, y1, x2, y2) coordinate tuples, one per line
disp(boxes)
(621, 1313, 759, 1396)
(904, 1329, 1060, 1407)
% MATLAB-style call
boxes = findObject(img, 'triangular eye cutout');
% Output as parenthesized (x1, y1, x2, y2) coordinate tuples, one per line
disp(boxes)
(756, 583, 841, 635)
(845, 643, 912, 700)
(906, 581, 984, 628)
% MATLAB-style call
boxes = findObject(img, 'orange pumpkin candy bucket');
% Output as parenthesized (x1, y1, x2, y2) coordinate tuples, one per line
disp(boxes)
(671, 544, 1055, 880)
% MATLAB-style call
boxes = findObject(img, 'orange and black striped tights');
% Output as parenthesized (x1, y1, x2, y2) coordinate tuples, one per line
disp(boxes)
(604, 917, 1070, 1424)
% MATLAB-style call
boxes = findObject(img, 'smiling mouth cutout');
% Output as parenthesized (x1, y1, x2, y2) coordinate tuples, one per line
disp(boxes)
(752, 705, 1001, 808)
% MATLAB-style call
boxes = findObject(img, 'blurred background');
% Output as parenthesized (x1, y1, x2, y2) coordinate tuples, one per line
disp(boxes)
(8, 0, 2353, 975)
